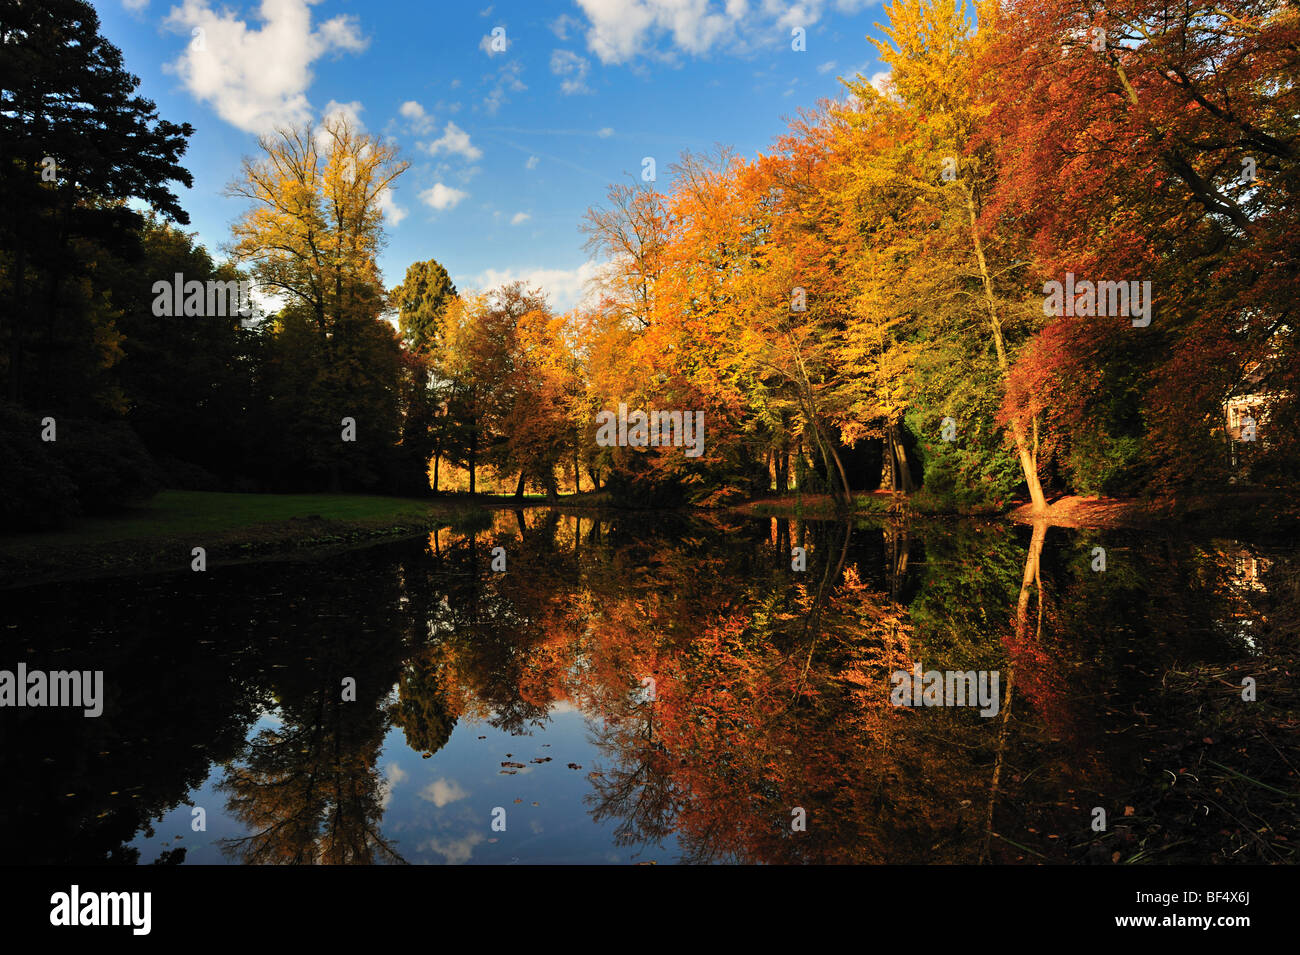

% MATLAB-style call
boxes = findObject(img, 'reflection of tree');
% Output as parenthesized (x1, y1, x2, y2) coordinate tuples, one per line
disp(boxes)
(216, 570, 412, 864)
(218, 700, 404, 864)
(586, 696, 682, 849)
(391, 645, 458, 756)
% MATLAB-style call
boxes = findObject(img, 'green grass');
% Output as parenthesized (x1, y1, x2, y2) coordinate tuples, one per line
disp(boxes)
(2, 490, 455, 547)
(0, 490, 494, 585)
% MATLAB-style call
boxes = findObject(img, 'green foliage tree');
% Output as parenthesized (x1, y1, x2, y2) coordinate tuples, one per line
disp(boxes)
(0, 0, 193, 407)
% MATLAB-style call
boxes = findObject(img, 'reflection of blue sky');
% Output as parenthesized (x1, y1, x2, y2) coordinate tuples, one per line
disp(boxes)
(130, 703, 678, 864)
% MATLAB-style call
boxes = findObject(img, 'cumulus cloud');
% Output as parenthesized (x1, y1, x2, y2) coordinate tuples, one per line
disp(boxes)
(421, 183, 469, 211)
(123, 0, 150, 12)
(399, 99, 435, 133)
(471, 261, 603, 311)
(510, 212, 531, 225)
(377, 186, 407, 226)
(322, 99, 364, 130)
(572, 0, 873, 64)
(423, 121, 483, 161)
(479, 26, 509, 56)
(164, 0, 368, 134)
(525, 155, 539, 169)
(482, 60, 527, 115)
(550, 49, 592, 94)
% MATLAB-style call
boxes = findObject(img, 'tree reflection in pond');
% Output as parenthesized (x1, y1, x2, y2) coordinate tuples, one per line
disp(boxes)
(1, 510, 1295, 864)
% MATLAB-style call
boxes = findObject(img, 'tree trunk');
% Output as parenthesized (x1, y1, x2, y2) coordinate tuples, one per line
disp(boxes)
(964, 185, 1047, 513)
(469, 419, 477, 495)
(890, 419, 915, 493)
(514, 470, 526, 499)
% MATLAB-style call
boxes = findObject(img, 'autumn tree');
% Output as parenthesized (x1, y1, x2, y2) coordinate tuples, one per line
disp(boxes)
(227, 114, 410, 490)
(844, 0, 1048, 511)
(984, 0, 1300, 490)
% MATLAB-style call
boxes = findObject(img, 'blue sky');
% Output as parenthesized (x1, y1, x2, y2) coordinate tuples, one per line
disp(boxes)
(93, 0, 891, 310)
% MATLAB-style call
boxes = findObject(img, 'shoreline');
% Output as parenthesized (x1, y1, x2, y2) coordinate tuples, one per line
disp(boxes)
(5, 487, 1296, 589)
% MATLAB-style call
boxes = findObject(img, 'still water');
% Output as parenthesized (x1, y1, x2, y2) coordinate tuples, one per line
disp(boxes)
(2, 509, 1296, 864)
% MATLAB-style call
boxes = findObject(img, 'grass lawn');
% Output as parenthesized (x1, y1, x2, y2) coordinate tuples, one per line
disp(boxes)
(0, 490, 491, 586)
(5, 490, 459, 546)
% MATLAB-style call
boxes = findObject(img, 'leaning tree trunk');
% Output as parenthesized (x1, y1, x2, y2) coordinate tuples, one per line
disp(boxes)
(890, 419, 915, 494)
(964, 185, 1048, 514)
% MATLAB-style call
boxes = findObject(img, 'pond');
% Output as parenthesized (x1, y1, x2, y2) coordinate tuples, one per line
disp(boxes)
(2, 509, 1296, 864)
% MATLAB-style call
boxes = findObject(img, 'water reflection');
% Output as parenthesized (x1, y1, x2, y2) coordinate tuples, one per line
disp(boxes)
(1, 510, 1295, 864)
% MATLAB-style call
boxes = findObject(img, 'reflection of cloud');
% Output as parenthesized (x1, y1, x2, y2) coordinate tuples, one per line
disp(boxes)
(378, 763, 407, 810)
(419, 778, 468, 807)
(421, 831, 485, 864)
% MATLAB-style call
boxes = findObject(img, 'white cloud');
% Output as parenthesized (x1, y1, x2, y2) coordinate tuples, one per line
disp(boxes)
(377, 186, 407, 226)
(869, 69, 891, 95)
(550, 49, 592, 94)
(817, 59, 837, 74)
(572, 0, 873, 64)
(480, 26, 509, 56)
(597, 126, 614, 137)
(525, 155, 539, 169)
(510, 212, 531, 225)
(322, 99, 364, 130)
(399, 99, 435, 133)
(123, 0, 150, 12)
(423, 121, 483, 161)
(421, 183, 469, 211)
(550, 13, 583, 40)
(482, 60, 527, 115)
(164, 0, 368, 134)
(576, 0, 737, 63)
(470, 261, 603, 311)
(314, 100, 365, 153)
(419, 778, 468, 807)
